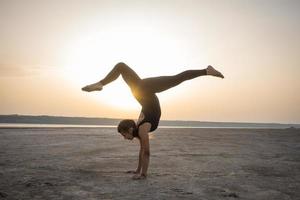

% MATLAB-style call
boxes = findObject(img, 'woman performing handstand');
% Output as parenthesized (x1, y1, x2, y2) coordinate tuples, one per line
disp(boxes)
(82, 62, 224, 179)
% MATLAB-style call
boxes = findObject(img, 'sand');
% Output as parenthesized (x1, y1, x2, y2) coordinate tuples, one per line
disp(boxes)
(0, 127, 299, 200)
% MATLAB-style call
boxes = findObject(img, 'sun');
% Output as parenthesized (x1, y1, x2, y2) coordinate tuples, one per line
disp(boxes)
(98, 80, 141, 110)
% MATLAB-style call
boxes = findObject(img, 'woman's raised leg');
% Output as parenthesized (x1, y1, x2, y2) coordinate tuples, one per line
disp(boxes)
(82, 62, 141, 92)
(142, 65, 224, 93)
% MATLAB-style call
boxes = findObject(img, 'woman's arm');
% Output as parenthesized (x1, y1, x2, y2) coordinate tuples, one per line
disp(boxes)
(132, 122, 151, 180)
(135, 139, 143, 173)
(136, 112, 145, 126)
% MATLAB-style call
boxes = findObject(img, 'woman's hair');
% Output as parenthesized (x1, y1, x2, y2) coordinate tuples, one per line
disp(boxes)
(117, 119, 136, 133)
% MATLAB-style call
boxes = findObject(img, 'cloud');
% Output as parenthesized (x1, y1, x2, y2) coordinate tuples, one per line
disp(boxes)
(0, 64, 28, 77)
(0, 64, 57, 77)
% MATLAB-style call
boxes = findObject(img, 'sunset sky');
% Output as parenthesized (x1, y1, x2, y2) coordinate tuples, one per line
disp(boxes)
(1, 0, 299, 124)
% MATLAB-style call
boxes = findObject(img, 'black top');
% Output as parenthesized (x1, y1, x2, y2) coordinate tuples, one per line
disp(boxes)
(132, 88, 161, 137)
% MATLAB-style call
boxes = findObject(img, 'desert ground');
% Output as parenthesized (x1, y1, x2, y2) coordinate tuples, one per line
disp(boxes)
(0, 127, 299, 200)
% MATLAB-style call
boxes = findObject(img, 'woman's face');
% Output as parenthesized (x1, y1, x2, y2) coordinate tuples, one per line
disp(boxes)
(120, 128, 134, 140)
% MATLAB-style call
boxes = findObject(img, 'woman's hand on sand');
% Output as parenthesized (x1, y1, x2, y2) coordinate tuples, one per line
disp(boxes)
(132, 174, 146, 180)
(126, 170, 139, 174)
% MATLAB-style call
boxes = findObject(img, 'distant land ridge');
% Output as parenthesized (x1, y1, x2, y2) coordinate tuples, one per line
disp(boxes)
(0, 114, 299, 129)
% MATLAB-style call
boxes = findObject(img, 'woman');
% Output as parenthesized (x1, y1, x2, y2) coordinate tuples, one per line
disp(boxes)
(82, 62, 224, 179)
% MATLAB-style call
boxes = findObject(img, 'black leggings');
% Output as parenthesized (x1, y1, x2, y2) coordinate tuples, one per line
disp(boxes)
(100, 62, 207, 94)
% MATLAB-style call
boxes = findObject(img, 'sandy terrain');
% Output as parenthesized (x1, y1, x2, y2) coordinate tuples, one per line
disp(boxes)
(0, 127, 299, 200)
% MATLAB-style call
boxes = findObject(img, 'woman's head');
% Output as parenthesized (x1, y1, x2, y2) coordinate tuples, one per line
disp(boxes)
(117, 119, 136, 140)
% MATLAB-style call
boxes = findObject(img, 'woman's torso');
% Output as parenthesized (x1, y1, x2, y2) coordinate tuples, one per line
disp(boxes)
(131, 81, 161, 133)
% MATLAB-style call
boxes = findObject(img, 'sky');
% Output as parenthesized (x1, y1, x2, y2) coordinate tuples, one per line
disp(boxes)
(1, 0, 300, 124)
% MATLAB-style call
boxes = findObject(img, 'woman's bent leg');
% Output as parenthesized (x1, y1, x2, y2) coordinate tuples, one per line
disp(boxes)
(100, 62, 141, 88)
(82, 62, 141, 92)
(142, 69, 207, 93)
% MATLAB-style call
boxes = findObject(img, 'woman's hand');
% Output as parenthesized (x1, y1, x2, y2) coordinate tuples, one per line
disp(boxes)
(126, 170, 139, 174)
(132, 174, 147, 180)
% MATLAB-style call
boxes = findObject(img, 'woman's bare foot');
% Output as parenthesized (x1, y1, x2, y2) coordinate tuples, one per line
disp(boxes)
(81, 82, 103, 92)
(206, 65, 224, 78)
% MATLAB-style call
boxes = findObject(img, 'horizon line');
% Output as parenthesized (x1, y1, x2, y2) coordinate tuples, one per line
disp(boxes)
(1, 113, 299, 125)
